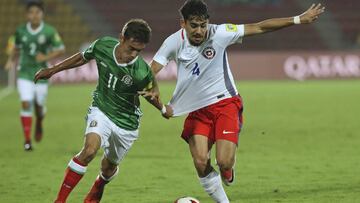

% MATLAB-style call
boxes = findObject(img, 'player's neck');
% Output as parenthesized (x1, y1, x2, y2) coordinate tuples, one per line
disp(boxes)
(114, 46, 126, 63)
(29, 21, 42, 30)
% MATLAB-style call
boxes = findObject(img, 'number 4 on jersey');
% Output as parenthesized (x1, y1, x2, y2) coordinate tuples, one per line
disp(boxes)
(191, 63, 200, 76)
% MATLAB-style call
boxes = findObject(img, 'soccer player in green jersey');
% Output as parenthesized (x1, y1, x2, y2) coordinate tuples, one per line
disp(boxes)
(35, 18, 171, 203)
(4, 1, 65, 151)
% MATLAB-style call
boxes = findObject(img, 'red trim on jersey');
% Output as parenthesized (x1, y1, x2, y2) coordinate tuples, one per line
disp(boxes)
(181, 29, 184, 40)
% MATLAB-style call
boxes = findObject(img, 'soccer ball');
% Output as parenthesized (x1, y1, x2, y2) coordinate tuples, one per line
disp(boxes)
(174, 197, 200, 203)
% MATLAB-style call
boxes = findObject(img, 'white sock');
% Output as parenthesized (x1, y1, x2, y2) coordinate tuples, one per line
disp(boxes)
(199, 170, 230, 203)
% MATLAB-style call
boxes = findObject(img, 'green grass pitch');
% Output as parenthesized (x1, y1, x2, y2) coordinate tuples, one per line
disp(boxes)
(0, 80, 359, 203)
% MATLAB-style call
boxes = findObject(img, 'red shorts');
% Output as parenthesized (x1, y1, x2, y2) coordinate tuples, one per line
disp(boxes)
(181, 96, 244, 145)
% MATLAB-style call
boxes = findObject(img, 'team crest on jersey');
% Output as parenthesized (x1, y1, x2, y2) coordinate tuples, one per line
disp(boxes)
(89, 120, 97, 127)
(22, 36, 28, 42)
(202, 47, 216, 59)
(38, 34, 46, 44)
(121, 75, 133, 86)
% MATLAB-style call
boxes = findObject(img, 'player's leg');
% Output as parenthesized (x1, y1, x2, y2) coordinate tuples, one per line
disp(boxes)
(55, 107, 111, 203)
(182, 110, 230, 203)
(214, 96, 243, 186)
(54, 133, 101, 203)
(189, 135, 213, 177)
(189, 135, 230, 203)
(84, 157, 118, 203)
(34, 83, 48, 142)
(84, 125, 138, 202)
(216, 140, 237, 186)
(17, 79, 35, 150)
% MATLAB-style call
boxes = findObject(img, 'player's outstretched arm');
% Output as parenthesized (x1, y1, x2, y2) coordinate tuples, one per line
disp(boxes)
(36, 49, 65, 63)
(150, 60, 165, 74)
(34, 52, 87, 83)
(138, 77, 173, 119)
(244, 3, 325, 36)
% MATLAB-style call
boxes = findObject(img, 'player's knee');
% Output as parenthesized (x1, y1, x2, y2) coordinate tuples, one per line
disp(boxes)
(216, 157, 234, 171)
(193, 155, 209, 171)
(22, 101, 31, 111)
(79, 147, 98, 163)
(101, 165, 117, 178)
(35, 105, 45, 118)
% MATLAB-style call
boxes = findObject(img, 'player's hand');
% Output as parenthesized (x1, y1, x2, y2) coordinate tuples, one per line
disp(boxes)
(138, 88, 160, 101)
(162, 105, 173, 119)
(4, 60, 14, 71)
(300, 3, 325, 24)
(34, 68, 53, 83)
(36, 53, 48, 63)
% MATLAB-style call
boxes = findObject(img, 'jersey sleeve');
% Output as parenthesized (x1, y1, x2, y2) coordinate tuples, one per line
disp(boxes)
(50, 28, 65, 51)
(215, 24, 245, 47)
(142, 66, 155, 91)
(153, 35, 177, 66)
(82, 39, 99, 61)
(6, 35, 15, 55)
(14, 28, 22, 48)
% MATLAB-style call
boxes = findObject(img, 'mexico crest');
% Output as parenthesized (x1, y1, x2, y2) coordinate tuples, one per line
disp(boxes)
(202, 47, 216, 59)
(38, 34, 46, 44)
(121, 75, 133, 86)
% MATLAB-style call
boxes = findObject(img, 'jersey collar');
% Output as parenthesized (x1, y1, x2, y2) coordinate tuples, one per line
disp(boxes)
(113, 42, 138, 67)
(26, 21, 44, 35)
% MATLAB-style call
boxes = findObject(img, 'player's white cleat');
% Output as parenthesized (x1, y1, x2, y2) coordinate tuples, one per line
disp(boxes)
(24, 141, 33, 151)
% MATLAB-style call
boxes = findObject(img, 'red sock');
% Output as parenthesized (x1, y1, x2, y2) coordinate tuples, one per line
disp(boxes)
(84, 175, 108, 201)
(221, 169, 233, 181)
(20, 116, 32, 142)
(55, 158, 87, 203)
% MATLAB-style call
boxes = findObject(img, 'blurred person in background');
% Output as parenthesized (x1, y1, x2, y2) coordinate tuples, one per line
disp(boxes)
(4, 0, 65, 151)
(151, 0, 325, 202)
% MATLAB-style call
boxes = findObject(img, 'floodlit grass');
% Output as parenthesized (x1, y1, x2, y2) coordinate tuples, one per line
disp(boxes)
(0, 80, 359, 203)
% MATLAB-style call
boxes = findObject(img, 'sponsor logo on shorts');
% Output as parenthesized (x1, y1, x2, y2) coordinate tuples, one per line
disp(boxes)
(90, 120, 97, 127)
(202, 47, 216, 59)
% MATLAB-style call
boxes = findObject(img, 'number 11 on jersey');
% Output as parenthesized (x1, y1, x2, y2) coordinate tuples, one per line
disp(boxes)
(107, 73, 118, 90)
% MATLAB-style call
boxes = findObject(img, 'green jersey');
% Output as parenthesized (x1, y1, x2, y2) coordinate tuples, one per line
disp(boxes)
(15, 22, 65, 83)
(83, 37, 154, 130)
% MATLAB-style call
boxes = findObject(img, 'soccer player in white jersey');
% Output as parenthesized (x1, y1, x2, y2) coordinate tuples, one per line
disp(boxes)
(152, 0, 325, 202)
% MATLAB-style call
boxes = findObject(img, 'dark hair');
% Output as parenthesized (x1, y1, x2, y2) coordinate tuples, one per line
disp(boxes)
(26, 1, 44, 11)
(179, 0, 209, 21)
(121, 19, 152, 43)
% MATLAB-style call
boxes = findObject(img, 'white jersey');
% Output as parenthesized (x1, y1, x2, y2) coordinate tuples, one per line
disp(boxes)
(153, 24, 245, 116)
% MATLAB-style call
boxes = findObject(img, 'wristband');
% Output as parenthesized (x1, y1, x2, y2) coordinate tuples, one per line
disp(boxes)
(294, 16, 301, 24)
(161, 105, 167, 114)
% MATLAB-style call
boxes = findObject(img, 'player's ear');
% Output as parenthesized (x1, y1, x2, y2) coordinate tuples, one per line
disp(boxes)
(180, 19, 185, 28)
(119, 34, 125, 43)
